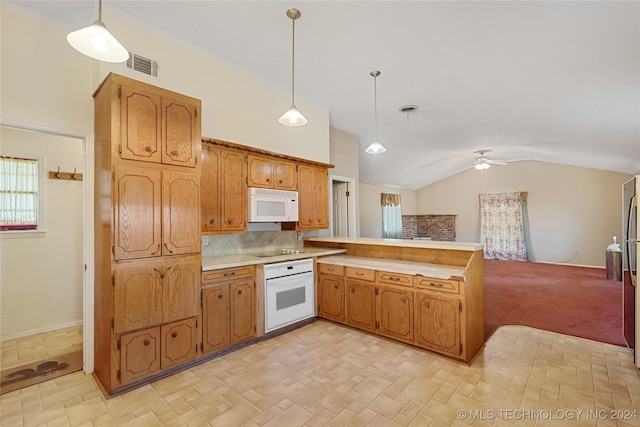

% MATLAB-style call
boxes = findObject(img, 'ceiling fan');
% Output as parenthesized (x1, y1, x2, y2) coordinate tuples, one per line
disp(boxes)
(473, 150, 507, 170)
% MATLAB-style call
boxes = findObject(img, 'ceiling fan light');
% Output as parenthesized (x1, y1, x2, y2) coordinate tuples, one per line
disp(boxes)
(365, 140, 387, 154)
(474, 162, 490, 170)
(278, 105, 308, 126)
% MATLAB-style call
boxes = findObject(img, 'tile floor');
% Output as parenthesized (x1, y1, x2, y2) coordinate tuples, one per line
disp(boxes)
(1, 321, 640, 426)
(1, 325, 83, 371)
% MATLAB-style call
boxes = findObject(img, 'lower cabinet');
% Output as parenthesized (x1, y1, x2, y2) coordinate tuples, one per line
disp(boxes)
(317, 266, 345, 322)
(414, 292, 461, 357)
(345, 279, 377, 332)
(202, 266, 256, 355)
(119, 317, 198, 385)
(377, 286, 414, 344)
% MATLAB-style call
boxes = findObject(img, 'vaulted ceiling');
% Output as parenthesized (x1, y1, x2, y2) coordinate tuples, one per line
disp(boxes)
(6, 1, 639, 190)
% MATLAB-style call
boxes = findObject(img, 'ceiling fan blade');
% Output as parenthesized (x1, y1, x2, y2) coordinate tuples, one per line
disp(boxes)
(487, 160, 507, 166)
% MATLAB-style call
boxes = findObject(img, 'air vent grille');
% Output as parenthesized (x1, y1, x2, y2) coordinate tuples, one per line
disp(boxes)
(125, 52, 159, 77)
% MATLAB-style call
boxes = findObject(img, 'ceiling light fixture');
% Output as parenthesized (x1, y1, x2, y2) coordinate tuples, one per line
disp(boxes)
(474, 161, 490, 170)
(278, 8, 307, 126)
(365, 70, 387, 154)
(66, 0, 129, 63)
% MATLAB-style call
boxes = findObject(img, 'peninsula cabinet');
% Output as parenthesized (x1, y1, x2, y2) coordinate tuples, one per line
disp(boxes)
(317, 264, 345, 322)
(201, 143, 246, 233)
(247, 154, 297, 190)
(202, 266, 256, 355)
(93, 73, 202, 395)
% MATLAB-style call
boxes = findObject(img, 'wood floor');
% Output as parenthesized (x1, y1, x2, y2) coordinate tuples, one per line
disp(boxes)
(1, 320, 639, 426)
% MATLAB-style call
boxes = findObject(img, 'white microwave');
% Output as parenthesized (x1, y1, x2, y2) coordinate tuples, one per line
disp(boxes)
(248, 187, 299, 222)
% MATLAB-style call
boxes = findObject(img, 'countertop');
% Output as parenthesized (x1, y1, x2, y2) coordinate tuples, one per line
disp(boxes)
(202, 247, 347, 271)
(318, 255, 467, 281)
(304, 236, 483, 251)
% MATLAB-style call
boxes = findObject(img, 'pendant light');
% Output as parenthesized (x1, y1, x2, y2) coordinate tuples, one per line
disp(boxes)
(365, 70, 387, 154)
(279, 8, 308, 126)
(67, 0, 129, 63)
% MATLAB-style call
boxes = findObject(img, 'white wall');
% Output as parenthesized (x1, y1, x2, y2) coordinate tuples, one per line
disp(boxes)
(1, 127, 84, 339)
(416, 160, 632, 267)
(329, 128, 360, 236)
(359, 183, 416, 238)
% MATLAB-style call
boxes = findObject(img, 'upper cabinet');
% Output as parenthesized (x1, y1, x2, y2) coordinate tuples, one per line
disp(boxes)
(247, 154, 297, 190)
(118, 82, 200, 168)
(297, 164, 329, 230)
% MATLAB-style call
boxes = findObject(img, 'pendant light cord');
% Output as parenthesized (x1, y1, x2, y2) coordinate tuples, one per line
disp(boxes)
(291, 17, 296, 105)
(374, 73, 378, 140)
(98, 0, 103, 23)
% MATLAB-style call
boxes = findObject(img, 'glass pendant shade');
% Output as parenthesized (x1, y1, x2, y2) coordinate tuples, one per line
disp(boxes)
(474, 162, 490, 170)
(67, 0, 129, 63)
(365, 140, 387, 154)
(279, 105, 308, 126)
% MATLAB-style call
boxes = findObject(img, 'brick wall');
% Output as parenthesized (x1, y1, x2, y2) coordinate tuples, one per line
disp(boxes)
(402, 214, 456, 241)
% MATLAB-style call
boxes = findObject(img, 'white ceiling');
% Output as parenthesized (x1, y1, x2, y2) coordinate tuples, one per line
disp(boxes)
(7, 0, 640, 190)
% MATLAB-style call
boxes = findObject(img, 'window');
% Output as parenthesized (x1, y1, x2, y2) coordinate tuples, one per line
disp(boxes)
(381, 193, 402, 239)
(0, 156, 39, 230)
(479, 191, 532, 261)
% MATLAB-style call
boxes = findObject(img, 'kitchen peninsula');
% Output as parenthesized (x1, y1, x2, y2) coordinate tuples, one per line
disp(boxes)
(304, 237, 484, 363)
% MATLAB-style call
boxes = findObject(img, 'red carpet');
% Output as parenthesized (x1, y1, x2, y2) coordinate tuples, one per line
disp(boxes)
(484, 259, 624, 346)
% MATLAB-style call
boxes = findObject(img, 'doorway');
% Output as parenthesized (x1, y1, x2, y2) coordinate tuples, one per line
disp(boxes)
(329, 175, 357, 238)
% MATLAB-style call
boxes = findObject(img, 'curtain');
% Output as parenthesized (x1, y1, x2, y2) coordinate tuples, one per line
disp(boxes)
(479, 192, 529, 261)
(0, 157, 39, 230)
(381, 193, 402, 239)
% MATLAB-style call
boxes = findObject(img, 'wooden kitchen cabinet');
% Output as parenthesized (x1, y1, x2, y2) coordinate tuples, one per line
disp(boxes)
(247, 154, 297, 190)
(377, 286, 413, 344)
(114, 165, 200, 260)
(201, 143, 246, 233)
(345, 266, 377, 332)
(119, 83, 200, 168)
(202, 266, 256, 355)
(317, 264, 345, 322)
(297, 164, 329, 230)
(94, 73, 202, 394)
(414, 291, 461, 358)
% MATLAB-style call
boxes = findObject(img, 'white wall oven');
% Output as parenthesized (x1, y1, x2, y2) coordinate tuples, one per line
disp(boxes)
(264, 258, 315, 333)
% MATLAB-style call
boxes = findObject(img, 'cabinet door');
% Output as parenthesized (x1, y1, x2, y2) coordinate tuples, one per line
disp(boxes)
(274, 161, 297, 190)
(162, 260, 201, 324)
(162, 171, 200, 255)
(202, 285, 231, 354)
(345, 280, 376, 332)
(247, 155, 274, 188)
(161, 97, 199, 168)
(414, 292, 461, 357)
(230, 279, 255, 345)
(119, 85, 162, 163)
(378, 286, 413, 343)
(297, 165, 314, 228)
(114, 165, 162, 260)
(160, 318, 198, 369)
(312, 166, 329, 228)
(114, 264, 163, 334)
(201, 145, 221, 232)
(120, 327, 161, 385)
(220, 148, 246, 232)
(318, 274, 345, 323)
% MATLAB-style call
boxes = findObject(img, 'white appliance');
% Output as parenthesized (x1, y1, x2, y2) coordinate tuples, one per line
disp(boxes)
(264, 258, 314, 333)
(248, 187, 298, 223)
(623, 175, 639, 372)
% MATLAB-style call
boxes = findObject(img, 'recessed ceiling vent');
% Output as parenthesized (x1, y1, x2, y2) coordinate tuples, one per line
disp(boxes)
(125, 52, 159, 77)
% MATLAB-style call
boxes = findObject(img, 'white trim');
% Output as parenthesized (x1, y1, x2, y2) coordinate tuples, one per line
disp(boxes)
(0, 119, 94, 374)
(0, 320, 83, 342)
(329, 175, 357, 238)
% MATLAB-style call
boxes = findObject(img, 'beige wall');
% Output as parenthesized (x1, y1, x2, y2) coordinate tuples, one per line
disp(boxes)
(329, 128, 360, 236)
(416, 160, 632, 267)
(1, 127, 84, 339)
(359, 183, 417, 238)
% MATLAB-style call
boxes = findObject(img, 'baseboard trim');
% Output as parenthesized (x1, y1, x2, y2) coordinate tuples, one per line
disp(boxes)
(0, 320, 83, 342)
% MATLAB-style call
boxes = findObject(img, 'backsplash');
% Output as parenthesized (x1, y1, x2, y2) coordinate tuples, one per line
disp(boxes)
(202, 229, 319, 257)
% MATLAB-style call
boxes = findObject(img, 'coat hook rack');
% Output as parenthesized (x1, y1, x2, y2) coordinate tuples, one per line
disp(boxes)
(49, 166, 83, 181)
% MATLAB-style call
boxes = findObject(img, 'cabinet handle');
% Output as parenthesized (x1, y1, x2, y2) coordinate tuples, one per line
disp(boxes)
(424, 302, 430, 308)
(223, 271, 236, 277)
(171, 150, 179, 156)
(237, 289, 243, 295)
(334, 284, 340, 290)
(350, 287, 355, 293)
(227, 219, 233, 225)
(430, 282, 444, 288)
(327, 267, 335, 272)
(171, 332, 178, 338)
(145, 146, 152, 153)
(218, 293, 224, 299)
(278, 179, 283, 183)
(209, 219, 215, 225)
(356, 272, 364, 276)
(144, 339, 150, 346)
(266, 178, 271, 182)
(401, 297, 406, 303)
(390, 277, 400, 281)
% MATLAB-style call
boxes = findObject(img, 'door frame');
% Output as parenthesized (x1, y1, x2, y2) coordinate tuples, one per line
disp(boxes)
(1, 119, 94, 374)
(329, 174, 357, 238)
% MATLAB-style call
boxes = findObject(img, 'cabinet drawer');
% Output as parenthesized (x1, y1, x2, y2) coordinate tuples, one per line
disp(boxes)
(346, 267, 376, 282)
(378, 271, 414, 287)
(415, 276, 459, 294)
(318, 264, 344, 276)
(202, 265, 255, 284)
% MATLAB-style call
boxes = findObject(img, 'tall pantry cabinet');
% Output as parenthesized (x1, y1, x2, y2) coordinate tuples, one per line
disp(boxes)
(93, 73, 202, 395)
